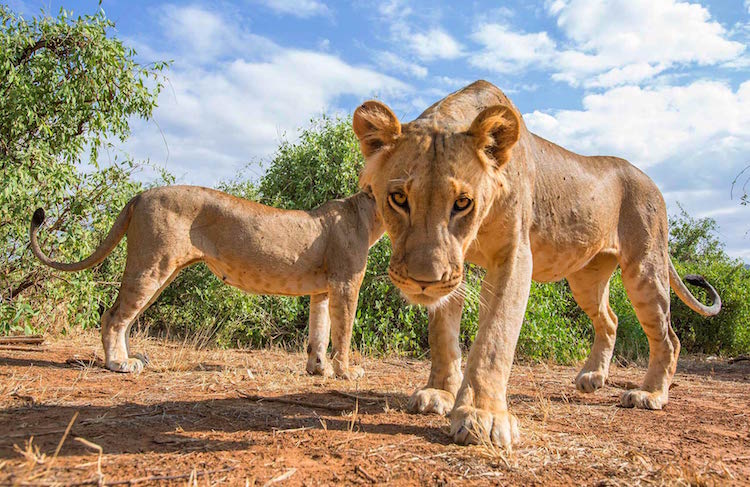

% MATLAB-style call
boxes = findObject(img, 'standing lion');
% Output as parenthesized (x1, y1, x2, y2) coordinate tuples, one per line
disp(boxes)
(30, 186, 383, 379)
(352, 80, 720, 447)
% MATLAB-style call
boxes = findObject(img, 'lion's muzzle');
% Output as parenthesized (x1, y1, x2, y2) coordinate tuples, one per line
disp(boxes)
(388, 266, 463, 305)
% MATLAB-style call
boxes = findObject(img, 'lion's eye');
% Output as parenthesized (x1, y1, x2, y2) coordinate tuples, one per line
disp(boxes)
(389, 192, 408, 209)
(453, 196, 472, 213)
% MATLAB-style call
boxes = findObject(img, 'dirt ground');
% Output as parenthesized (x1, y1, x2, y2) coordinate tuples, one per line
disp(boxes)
(1, 333, 748, 486)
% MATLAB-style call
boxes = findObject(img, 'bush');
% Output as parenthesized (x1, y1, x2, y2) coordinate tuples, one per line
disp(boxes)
(668, 207, 750, 355)
(0, 6, 165, 335)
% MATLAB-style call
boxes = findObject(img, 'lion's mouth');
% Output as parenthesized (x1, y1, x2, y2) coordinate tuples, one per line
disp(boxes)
(387, 267, 463, 305)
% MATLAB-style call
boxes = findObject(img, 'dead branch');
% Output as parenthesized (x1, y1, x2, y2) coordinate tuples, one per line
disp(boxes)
(238, 391, 353, 412)
(0, 335, 45, 345)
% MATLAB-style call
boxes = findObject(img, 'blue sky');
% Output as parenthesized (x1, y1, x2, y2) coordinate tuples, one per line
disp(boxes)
(11, 0, 750, 259)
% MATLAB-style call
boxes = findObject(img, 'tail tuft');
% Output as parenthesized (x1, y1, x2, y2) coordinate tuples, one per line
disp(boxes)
(684, 274, 708, 287)
(32, 208, 45, 228)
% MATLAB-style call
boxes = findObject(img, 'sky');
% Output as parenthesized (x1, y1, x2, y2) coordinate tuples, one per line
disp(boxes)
(10, 0, 750, 260)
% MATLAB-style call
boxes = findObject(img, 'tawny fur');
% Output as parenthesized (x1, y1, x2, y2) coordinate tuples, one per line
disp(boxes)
(352, 80, 720, 448)
(30, 186, 384, 377)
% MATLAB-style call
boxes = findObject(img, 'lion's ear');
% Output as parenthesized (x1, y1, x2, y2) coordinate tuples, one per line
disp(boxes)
(353, 100, 401, 158)
(468, 105, 520, 168)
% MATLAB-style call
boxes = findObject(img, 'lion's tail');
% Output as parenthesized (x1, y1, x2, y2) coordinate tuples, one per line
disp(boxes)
(30, 197, 137, 272)
(668, 258, 721, 317)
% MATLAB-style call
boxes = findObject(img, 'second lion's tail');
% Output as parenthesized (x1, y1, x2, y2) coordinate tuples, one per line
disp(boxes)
(668, 259, 721, 317)
(30, 197, 137, 272)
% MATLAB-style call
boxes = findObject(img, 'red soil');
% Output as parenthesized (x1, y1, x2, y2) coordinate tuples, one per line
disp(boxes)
(1, 334, 748, 485)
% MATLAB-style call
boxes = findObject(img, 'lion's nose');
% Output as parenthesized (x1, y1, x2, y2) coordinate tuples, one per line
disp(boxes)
(406, 251, 450, 285)
(407, 269, 451, 289)
(411, 278, 447, 292)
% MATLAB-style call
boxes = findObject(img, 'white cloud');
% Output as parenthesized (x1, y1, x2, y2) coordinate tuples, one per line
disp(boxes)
(524, 80, 750, 167)
(583, 63, 664, 89)
(125, 5, 409, 184)
(375, 1, 461, 62)
(408, 28, 463, 61)
(375, 51, 428, 79)
(695, 205, 743, 219)
(471, 0, 744, 88)
(552, 0, 744, 86)
(252, 0, 330, 18)
(162, 6, 227, 58)
(160, 5, 277, 62)
(469, 24, 556, 73)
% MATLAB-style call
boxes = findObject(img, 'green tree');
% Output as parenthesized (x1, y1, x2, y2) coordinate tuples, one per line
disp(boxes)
(0, 6, 166, 333)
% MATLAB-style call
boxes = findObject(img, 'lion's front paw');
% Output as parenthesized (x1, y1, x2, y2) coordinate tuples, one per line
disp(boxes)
(334, 365, 364, 381)
(306, 356, 334, 377)
(575, 370, 607, 393)
(620, 389, 667, 410)
(407, 387, 455, 415)
(107, 356, 146, 374)
(450, 406, 519, 448)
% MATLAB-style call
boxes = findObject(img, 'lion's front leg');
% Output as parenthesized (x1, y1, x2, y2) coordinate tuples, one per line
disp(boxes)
(450, 246, 532, 449)
(306, 293, 334, 377)
(407, 292, 464, 416)
(328, 280, 364, 380)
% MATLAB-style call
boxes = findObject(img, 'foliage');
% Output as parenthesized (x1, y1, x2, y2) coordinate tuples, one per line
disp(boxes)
(668, 207, 750, 355)
(0, 6, 165, 334)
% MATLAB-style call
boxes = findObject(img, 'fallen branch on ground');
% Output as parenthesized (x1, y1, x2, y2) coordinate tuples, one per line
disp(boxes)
(0, 346, 47, 352)
(238, 391, 353, 412)
(0, 335, 44, 345)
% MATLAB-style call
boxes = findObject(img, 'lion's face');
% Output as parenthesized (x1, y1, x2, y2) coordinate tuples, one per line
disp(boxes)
(353, 101, 520, 306)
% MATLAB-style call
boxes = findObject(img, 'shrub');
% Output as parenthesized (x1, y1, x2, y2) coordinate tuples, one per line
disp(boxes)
(0, 6, 165, 335)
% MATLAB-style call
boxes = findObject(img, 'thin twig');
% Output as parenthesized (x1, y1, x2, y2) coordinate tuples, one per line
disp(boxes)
(45, 411, 79, 475)
(329, 390, 379, 404)
(103, 467, 235, 486)
(238, 391, 353, 412)
(262, 468, 296, 486)
(355, 465, 377, 483)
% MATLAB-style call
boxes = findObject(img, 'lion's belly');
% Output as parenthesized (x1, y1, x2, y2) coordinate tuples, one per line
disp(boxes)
(531, 244, 599, 282)
(529, 233, 619, 282)
(204, 259, 328, 296)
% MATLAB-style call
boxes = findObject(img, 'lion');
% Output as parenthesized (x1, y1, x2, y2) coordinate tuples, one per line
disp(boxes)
(30, 185, 383, 378)
(351, 80, 720, 448)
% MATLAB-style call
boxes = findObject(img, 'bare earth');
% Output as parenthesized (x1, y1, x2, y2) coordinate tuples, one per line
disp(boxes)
(1, 333, 748, 486)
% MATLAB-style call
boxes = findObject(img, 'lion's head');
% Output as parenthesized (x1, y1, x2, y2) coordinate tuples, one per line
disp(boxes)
(353, 94, 521, 306)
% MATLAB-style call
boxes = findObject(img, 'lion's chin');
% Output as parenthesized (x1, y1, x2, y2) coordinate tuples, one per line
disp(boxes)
(400, 288, 458, 310)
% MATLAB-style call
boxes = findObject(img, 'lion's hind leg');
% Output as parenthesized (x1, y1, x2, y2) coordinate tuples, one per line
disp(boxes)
(567, 251, 619, 393)
(618, 252, 679, 410)
(101, 254, 181, 373)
